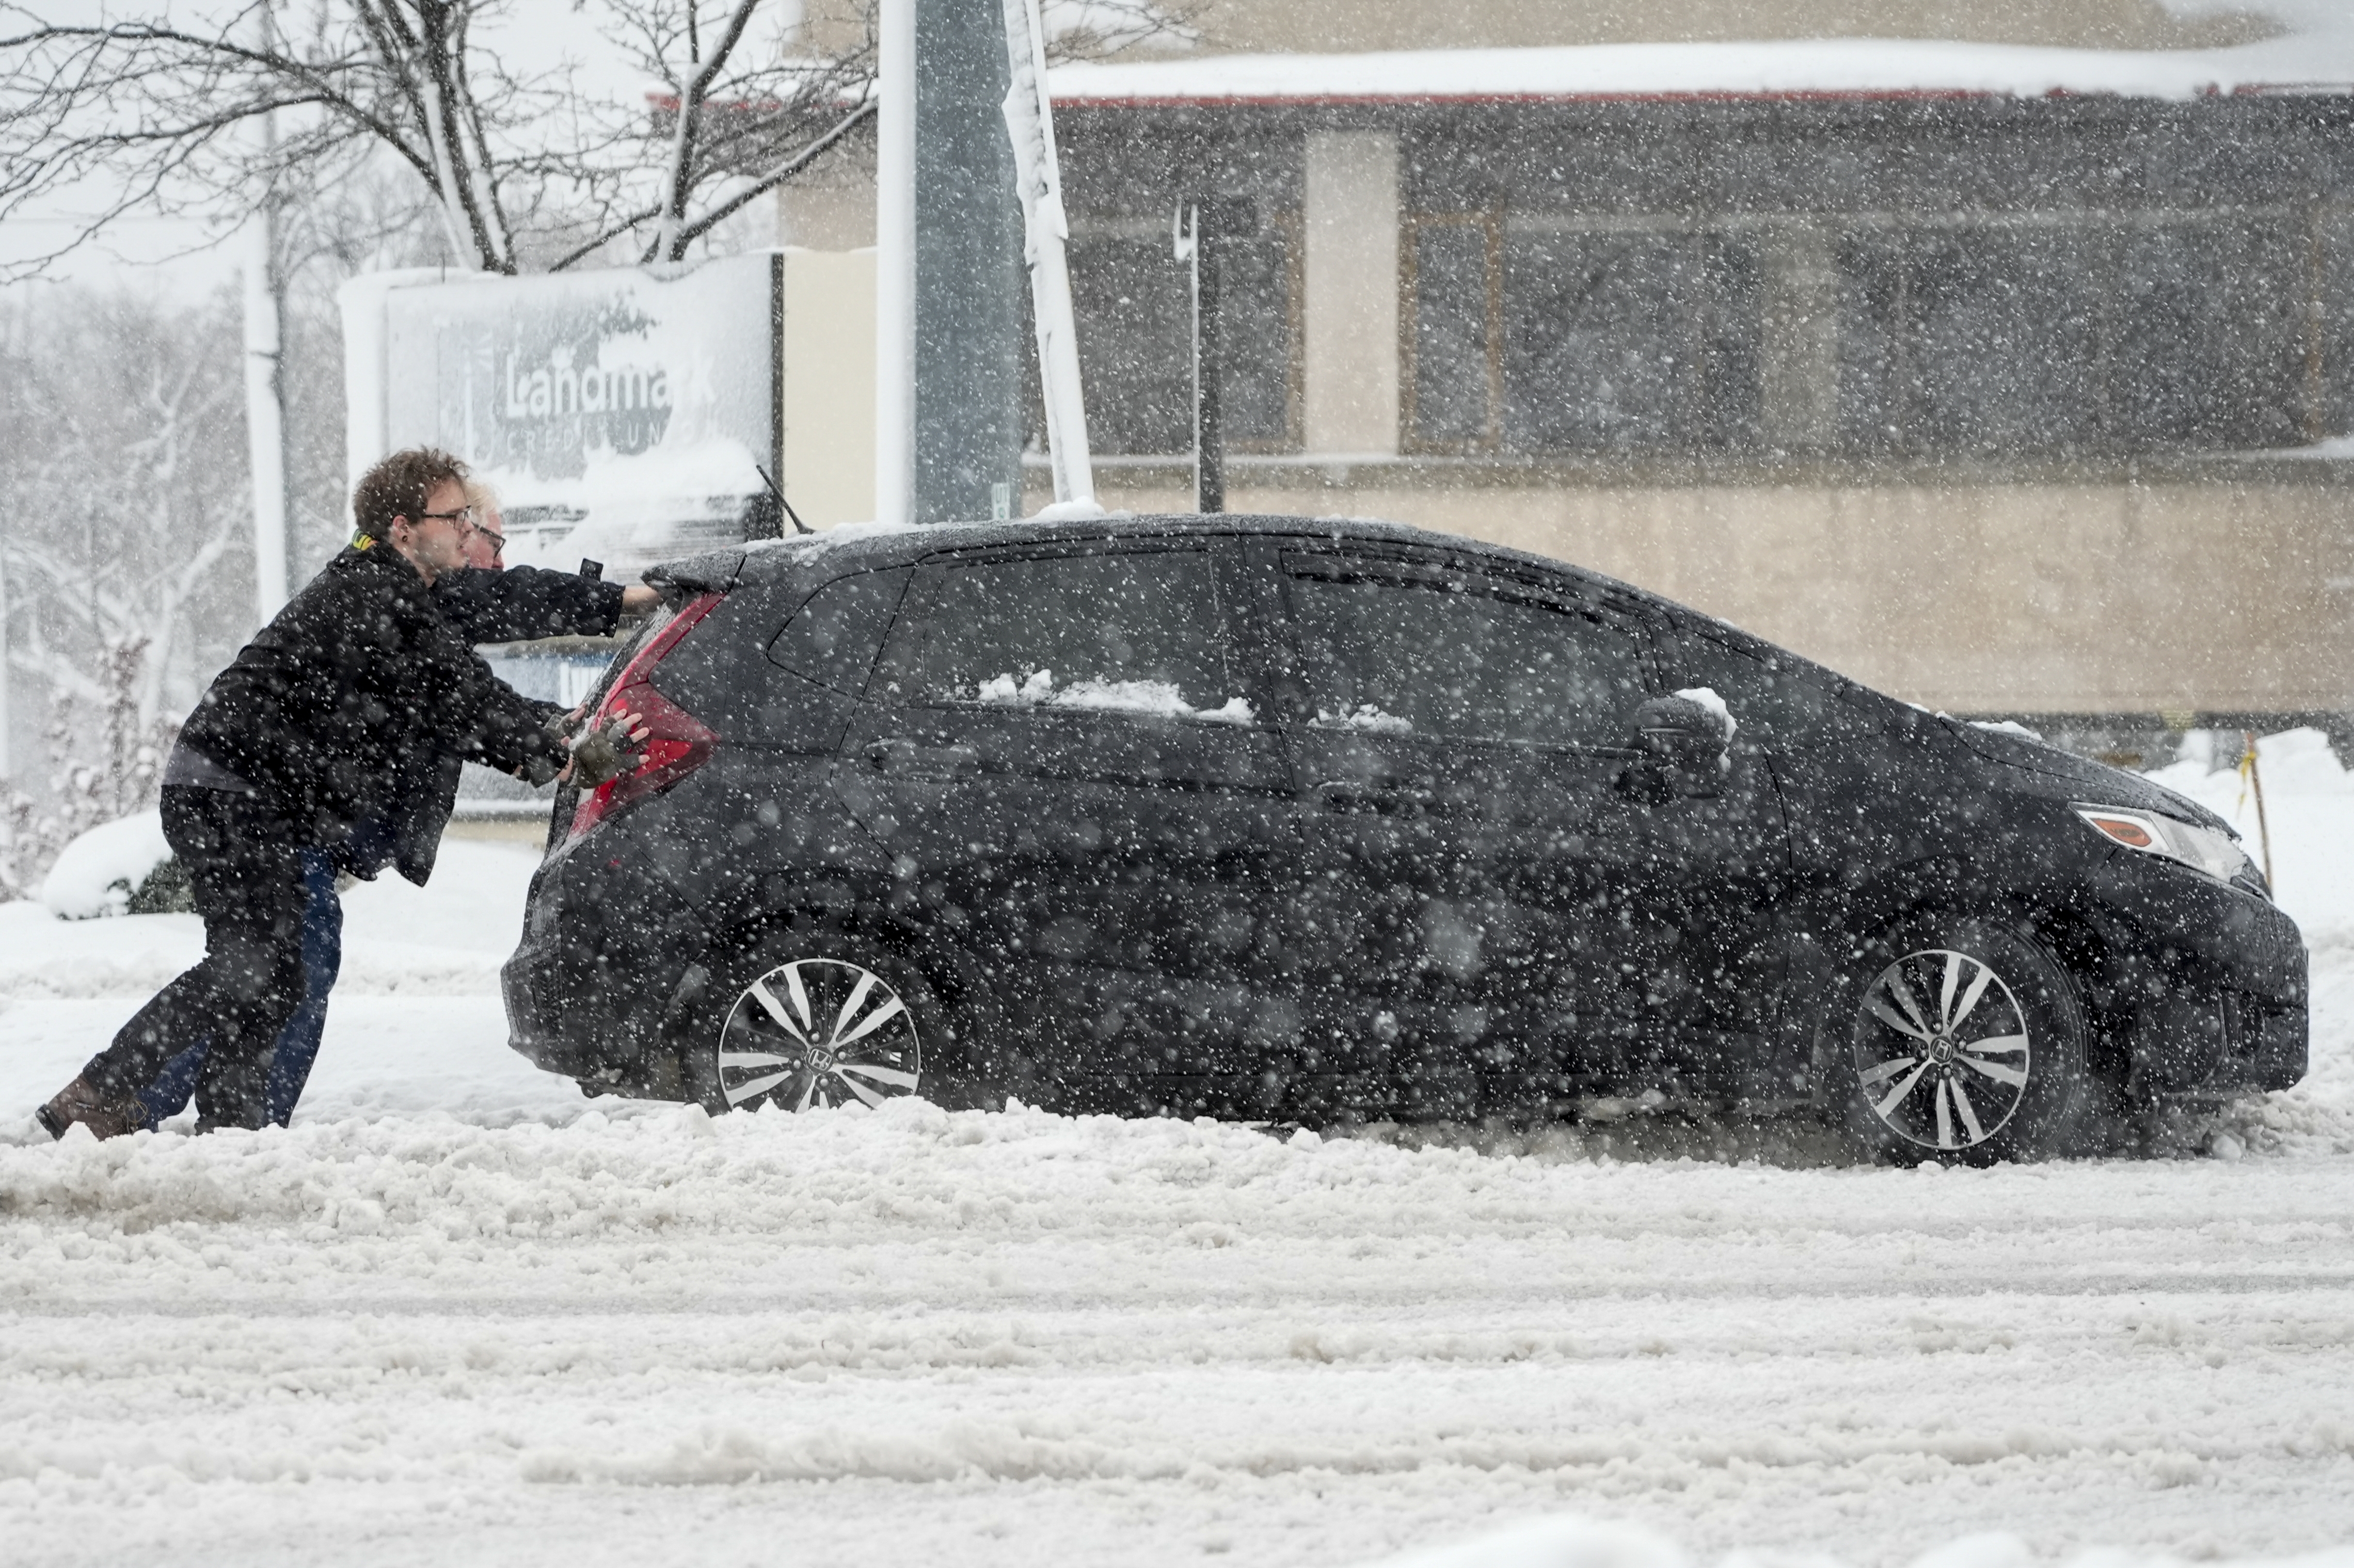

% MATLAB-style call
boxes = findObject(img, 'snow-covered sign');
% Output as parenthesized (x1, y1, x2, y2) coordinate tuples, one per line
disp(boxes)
(340, 255, 780, 577)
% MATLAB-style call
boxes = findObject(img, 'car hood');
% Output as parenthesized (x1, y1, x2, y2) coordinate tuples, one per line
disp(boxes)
(1949, 723, 2233, 835)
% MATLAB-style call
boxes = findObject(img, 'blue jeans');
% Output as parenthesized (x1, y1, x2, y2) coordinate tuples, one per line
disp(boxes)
(135, 848, 342, 1129)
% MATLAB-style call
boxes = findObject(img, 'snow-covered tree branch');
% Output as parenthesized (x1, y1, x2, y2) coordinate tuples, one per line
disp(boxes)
(0, 0, 880, 277)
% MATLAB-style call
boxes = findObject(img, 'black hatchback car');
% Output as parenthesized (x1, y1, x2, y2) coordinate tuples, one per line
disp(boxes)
(504, 515, 2305, 1162)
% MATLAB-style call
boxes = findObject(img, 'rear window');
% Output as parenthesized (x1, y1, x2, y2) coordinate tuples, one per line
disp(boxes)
(904, 549, 1245, 719)
(767, 569, 909, 696)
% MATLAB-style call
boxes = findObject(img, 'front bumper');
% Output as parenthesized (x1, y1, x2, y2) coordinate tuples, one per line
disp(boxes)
(2080, 856, 2307, 1094)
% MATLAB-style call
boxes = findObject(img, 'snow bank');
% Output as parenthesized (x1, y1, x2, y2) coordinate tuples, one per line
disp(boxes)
(2144, 728, 2354, 946)
(36, 810, 171, 920)
(1, 838, 540, 999)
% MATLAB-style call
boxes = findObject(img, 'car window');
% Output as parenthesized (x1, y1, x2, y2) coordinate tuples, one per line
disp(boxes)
(1286, 561, 1647, 746)
(1678, 626, 1875, 743)
(910, 549, 1248, 722)
(766, 568, 910, 696)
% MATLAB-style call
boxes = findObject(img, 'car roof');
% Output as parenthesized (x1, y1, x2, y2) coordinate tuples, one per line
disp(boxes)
(654, 513, 1659, 609)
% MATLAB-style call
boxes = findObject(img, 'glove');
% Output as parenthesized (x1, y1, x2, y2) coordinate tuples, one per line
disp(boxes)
(568, 715, 644, 789)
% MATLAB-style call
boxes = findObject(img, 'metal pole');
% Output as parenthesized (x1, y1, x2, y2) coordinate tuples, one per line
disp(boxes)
(243, 0, 290, 619)
(874, 0, 915, 526)
(1175, 198, 1229, 515)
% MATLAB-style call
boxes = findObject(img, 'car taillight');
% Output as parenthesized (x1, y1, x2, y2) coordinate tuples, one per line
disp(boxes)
(566, 591, 724, 843)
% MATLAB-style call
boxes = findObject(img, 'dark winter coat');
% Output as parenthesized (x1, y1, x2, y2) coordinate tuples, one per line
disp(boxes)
(178, 541, 571, 884)
(377, 564, 630, 878)
(432, 562, 626, 647)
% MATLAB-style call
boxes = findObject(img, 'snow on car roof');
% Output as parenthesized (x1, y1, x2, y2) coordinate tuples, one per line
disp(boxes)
(1048, 36, 2354, 108)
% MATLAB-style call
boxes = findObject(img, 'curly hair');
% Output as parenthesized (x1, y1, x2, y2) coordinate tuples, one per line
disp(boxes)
(352, 447, 470, 540)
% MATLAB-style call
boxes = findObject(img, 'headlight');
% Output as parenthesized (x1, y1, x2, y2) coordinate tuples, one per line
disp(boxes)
(2075, 804, 2260, 890)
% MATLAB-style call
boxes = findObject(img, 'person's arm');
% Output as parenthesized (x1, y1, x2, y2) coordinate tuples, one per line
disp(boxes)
(405, 601, 575, 783)
(433, 564, 628, 644)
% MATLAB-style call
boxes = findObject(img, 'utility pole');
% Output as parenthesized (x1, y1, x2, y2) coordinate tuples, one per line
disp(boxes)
(244, 0, 290, 620)
(876, 0, 1025, 525)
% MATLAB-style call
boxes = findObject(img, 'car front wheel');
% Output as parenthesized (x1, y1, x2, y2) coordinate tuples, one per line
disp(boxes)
(1831, 916, 2090, 1164)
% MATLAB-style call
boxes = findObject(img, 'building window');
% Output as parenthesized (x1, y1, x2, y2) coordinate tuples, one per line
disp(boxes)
(1404, 214, 1501, 452)
(1064, 223, 1300, 457)
(1406, 217, 1763, 457)
(1837, 216, 2311, 455)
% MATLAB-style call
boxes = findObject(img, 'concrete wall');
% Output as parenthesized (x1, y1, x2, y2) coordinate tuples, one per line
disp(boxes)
(1059, 469, 2354, 717)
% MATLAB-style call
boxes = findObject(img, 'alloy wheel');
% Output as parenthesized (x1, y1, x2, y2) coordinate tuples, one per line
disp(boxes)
(715, 958, 923, 1112)
(1852, 948, 2032, 1151)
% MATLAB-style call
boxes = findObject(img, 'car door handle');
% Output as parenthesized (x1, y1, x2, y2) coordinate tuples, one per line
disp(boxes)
(864, 739, 980, 777)
(1314, 780, 1437, 815)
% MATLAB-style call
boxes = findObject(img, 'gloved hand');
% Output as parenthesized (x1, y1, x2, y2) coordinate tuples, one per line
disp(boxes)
(567, 713, 645, 789)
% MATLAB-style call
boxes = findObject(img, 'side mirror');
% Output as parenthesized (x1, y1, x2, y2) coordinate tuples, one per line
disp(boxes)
(1625, 693, 1732, 801)
(1633, 695, 1730, 769)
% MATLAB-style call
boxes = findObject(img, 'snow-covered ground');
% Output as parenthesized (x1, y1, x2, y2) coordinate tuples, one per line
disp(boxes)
(5, 739, 2354, 1568)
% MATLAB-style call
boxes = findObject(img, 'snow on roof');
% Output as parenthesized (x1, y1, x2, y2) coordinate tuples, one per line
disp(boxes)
(1048, 36, 2354, 107)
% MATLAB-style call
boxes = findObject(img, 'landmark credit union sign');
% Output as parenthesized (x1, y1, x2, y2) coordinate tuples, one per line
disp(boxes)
(341, 254, 781, 575)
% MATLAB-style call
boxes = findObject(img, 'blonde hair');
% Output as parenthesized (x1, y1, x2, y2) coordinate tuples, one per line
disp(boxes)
(464, 479, 501, 519)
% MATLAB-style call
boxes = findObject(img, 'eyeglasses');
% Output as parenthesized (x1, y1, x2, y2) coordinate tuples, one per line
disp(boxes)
(416, 506, 504, 556)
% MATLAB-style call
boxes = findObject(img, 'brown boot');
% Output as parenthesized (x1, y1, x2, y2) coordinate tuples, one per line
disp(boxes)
(35, 1077, 150, 1141)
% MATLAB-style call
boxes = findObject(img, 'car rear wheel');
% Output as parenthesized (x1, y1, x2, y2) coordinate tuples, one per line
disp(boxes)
(693, 945, 928, 1114)
(1831, 916, 2090, 1164)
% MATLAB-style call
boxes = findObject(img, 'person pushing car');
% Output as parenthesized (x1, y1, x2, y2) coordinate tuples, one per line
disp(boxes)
(108, 478, 663, 1133)
(34, 448, 638, 1139)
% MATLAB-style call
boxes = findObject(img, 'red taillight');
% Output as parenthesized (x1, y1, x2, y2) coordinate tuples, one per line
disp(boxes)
(566, 592, 724, 842)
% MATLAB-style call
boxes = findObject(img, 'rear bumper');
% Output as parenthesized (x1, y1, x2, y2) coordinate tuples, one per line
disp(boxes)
(502, 837, 711, 1084)
(2080, 858, 2307, 1094)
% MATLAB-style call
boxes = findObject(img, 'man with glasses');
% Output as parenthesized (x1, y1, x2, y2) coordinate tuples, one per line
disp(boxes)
(102, 479, 662, 1134)
(36, 449, 610, 1139)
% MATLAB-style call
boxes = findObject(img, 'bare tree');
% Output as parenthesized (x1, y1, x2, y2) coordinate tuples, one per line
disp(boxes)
(0, 0, 879, 277)
(1, 0, 1205, 278)
(0, 290, 252, 889)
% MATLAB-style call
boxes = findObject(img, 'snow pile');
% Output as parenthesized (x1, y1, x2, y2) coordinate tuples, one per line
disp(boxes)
(974, 668, 1254, 724)
(2145, 728, 2354, 946)
(36, 810, 172, 920)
